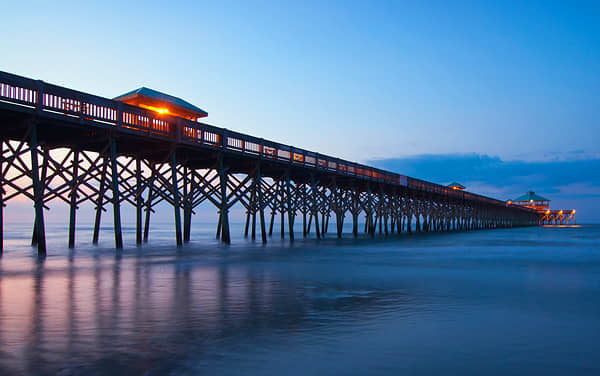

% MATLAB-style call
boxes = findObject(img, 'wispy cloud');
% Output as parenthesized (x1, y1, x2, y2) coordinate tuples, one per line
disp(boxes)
(369, 153, 600, 222)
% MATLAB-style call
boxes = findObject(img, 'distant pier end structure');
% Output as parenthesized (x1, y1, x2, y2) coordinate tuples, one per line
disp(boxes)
(447, 182, 466, 191)
(509, 191, 576, 225)
(0, 70, 539, 256)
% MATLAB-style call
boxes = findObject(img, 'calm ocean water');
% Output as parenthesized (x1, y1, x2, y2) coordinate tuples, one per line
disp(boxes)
(0, 222, 599, 375)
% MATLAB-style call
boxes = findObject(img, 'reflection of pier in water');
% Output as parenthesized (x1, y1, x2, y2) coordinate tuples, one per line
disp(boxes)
(0, 254, 407, 374)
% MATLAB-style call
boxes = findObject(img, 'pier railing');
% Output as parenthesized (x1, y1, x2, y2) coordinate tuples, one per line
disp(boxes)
(0, 70, 516, 209)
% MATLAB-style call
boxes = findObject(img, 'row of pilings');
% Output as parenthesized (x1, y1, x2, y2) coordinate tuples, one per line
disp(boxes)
(0, 125, 539, 256)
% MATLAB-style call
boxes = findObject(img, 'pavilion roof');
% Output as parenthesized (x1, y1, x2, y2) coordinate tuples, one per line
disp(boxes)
(513, 191, 549, 202)
(447, 182, 466, 189)
(114, 87, 208, 118)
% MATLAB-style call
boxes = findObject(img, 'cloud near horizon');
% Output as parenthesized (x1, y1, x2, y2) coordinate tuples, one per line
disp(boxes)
(369, 153, 600, 222)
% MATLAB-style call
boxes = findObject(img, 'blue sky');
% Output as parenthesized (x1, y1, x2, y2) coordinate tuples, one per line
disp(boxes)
(1, 1, 599, 221)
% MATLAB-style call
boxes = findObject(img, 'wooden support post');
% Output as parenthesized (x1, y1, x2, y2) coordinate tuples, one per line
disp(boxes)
(183, 166, 191, 243)
(384, 213, 389, 236)
(303, 210, 308, 237)
(184, 204, 192, 242)
(0, 140, 3, 254)
(143, 163, 155, 243)
(218, 155, 230, 244)
(286, 172, 294, 241)
(280, 182, 285, 239)
(244, 210, 250, 237)
(311, 175, 320, 239)
(321, 212, 325, 235)
(30, 123, 47, 255)
(269, 209, 275, 237)
(110, 137, 123, 249)
(32, 147, 48, 246)
(251, 201, 257, 240)
(302, 183, 307, 237)
(367, 184, 374, 237)
(398, 214, 402, 233)
(269, 180, 277, 237)
(68, 150, 79, 248)
(352, 186, 358, 237)
(171, 151, 183, 246)
(216, 214, 221, 239)
(334, 183, 342, 239)
(249, 179, 257, 240)
(256, 165, 267, 244)
(135, 158, 143, 245)
(92, 158, 107, 245)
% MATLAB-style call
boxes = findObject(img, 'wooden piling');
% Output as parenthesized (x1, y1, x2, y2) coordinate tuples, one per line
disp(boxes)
(68, 150, 79, 248)
(143, 163, 156, 243)
(30, 123, 47, 255)
(110, 137, 123, 249)
(183, 166, 192, 243)
(135, 158, 143, 245)
(92, 158, 107, 245)
(0, 140, 4, 254)
(256, 165, 267, 244)
(311, 175, 320, 239)
(171, 151, 183, 246)
(218, 155, 230, 244)
(286, 172, 294, 241)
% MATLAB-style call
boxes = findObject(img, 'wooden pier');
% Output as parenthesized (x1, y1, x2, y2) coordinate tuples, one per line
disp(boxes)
(0, 71, 539, 255)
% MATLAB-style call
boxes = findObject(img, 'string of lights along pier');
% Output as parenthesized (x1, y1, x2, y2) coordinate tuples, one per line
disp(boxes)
(0, 71, 546, 255)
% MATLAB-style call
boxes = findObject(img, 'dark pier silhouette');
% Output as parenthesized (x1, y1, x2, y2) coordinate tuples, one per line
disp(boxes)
(0, 71, 540, 255)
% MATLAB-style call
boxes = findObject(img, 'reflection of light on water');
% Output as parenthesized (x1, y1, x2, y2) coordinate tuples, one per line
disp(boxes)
(542, 225, 582, 228)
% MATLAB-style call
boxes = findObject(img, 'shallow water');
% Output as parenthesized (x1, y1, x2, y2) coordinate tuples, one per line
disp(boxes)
(0, 223, 599, 375)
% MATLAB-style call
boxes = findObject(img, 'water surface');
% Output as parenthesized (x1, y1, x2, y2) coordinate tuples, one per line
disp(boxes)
(0, 223, 599, 375)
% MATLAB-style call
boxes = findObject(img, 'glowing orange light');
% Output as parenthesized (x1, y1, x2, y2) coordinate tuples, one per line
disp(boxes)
(546, 210, 550, 214)
(559, 210, 563, 214)
(572, 210, 576, 214)
(139, 104, 170, 114)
